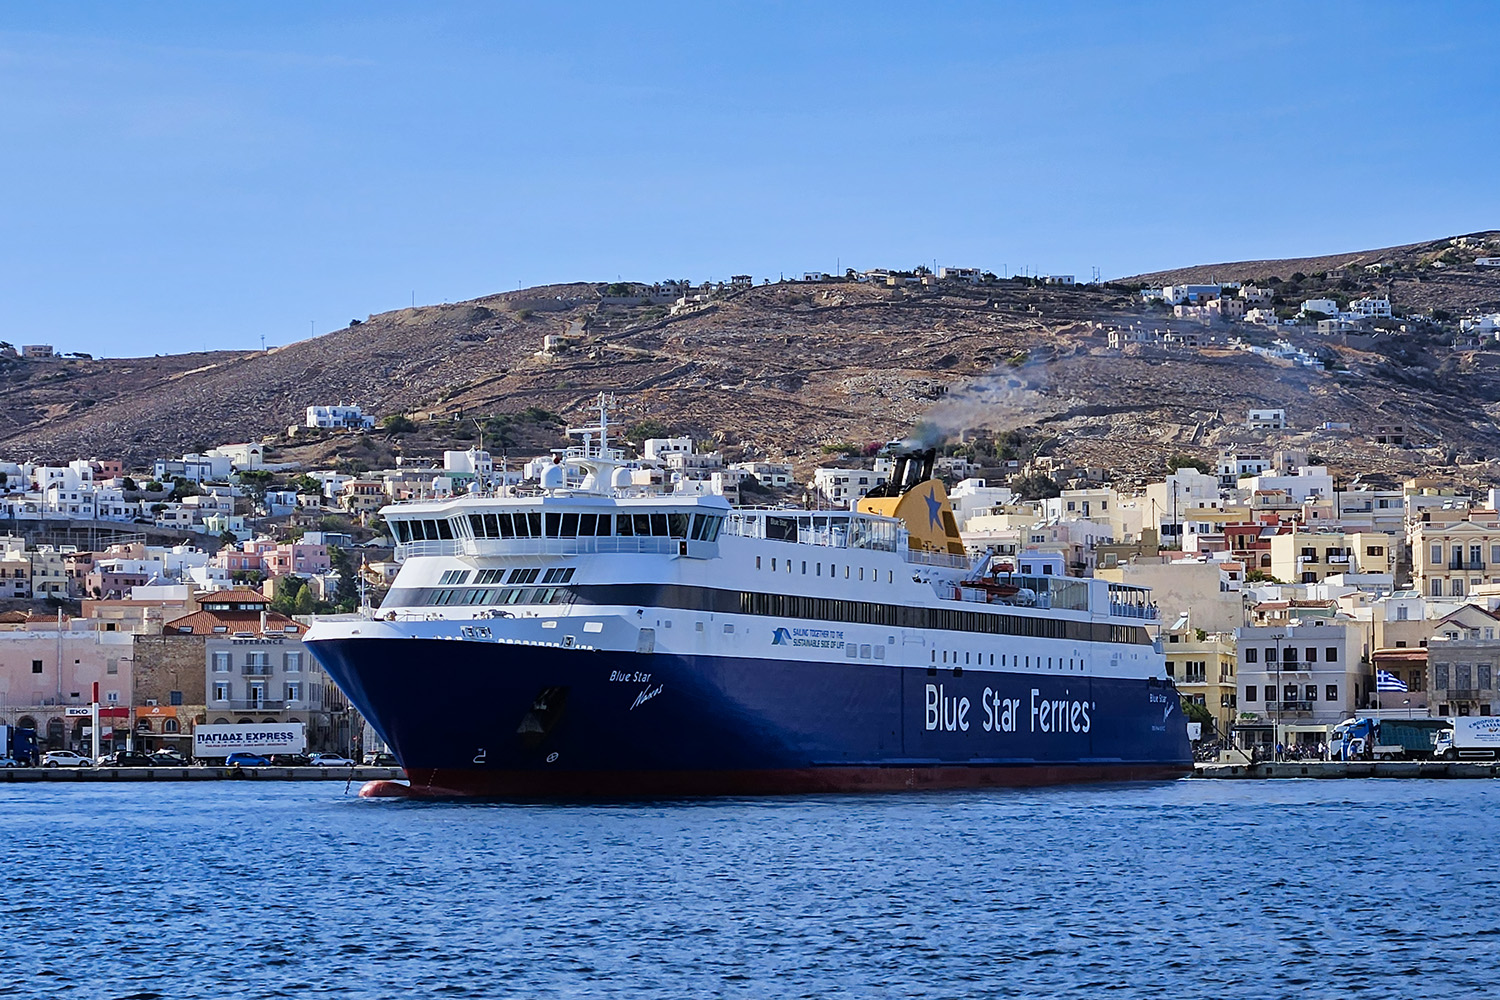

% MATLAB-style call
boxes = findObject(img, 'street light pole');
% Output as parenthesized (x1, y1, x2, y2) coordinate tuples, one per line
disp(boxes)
(1271, 631, 1285, 761)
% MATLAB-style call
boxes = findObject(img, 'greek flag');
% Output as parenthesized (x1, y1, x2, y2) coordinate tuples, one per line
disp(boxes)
(1376, 670, 1408, 693)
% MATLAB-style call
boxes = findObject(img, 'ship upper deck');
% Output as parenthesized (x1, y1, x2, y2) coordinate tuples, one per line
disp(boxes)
(382, 494, 935, 562)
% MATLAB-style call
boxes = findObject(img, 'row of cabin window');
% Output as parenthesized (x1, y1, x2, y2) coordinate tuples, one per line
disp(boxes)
(738, 591, 1074, 639)
(757, 555, 893, 583)
(424, 586, 571, 607)
(460, 511, 724, 542)
(438, 567, 573, 587)
(930, 650, 1084, 671)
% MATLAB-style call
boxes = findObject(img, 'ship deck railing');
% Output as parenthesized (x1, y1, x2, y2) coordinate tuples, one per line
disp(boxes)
(955, 587, 1054, 611)
(902, 548, 972, 570)
(950, 574, 1094, 612)
(1108, 602, 1159, 620)
(724, 508, 904, 553)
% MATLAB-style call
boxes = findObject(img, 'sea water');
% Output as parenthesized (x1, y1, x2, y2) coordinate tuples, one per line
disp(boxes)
(1, 779, 1496, 998)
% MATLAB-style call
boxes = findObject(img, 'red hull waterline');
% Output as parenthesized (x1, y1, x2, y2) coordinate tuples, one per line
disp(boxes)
(360, 763, 1191, 800)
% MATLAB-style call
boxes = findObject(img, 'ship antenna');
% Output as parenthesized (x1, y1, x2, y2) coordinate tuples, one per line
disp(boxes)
(598, 392, 610, 457)
(473, 418, 485, 495)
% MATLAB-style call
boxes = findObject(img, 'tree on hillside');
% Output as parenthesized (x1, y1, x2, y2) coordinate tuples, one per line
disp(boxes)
(1167, 454, 1212, 475)
(168, 477, 201, 501)
(329, 546, 360, 612)
(238, 469, 273, 500)
(1010, 473, 1061, 500)
(271, 576, 306, 616)
(626, 420, 670, 442)
(379, 414, 417, 434)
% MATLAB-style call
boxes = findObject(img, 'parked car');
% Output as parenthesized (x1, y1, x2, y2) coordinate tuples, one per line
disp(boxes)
(96, 751, 156, 767)
(308, 752, 356, 767)
(149, 750, 189, 765)
(269, 753, 312, 766)
(42, 751, 93, 767)
(0, 756, 23, 768)
(362, 752, 398, 766)
(224, 752, 272, 767)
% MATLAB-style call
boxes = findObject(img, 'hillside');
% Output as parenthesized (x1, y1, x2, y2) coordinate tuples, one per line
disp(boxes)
(1121, 231, 1500, 316)
(2, 233, 1500, 488)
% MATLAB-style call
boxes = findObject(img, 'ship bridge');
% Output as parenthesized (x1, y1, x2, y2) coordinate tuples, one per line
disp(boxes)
(384, 495, 731, 562)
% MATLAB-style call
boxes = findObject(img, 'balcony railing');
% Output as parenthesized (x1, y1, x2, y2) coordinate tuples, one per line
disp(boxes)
(241, 664, 273, 676)
(224, 698, 286, 711)
(1438, 689, 1492, 701)
(1267, 700, 1316, 714)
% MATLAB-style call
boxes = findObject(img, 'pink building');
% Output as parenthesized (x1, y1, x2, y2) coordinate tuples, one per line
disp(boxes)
(214, 541, 329, 577)
(216, 547, 266, 574)
(261, 543, 331, 577)
(0, 629, 137, 753)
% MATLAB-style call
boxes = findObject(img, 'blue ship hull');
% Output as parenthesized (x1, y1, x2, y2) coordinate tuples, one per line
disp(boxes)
(310, 637, 1191, 797)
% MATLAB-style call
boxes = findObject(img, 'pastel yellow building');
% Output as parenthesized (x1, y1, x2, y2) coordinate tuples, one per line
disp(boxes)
(1269, 529, 1354, 584)
(1410, 518, 1500, 598)
(1162, 622, 1238, 736)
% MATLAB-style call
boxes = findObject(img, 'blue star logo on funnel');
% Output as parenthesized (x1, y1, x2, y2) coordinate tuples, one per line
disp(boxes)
(923, 489, 942, 529)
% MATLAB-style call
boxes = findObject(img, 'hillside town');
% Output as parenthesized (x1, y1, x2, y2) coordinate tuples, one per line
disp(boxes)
(2, 388, 1500, 765)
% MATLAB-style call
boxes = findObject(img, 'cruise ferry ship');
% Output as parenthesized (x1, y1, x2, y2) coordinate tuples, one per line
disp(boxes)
(305, 404, 1190, 797)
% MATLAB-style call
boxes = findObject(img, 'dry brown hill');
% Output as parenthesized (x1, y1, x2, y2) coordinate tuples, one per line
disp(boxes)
(1121, 231, 1500, 316)
(3, 234, 1500, 488)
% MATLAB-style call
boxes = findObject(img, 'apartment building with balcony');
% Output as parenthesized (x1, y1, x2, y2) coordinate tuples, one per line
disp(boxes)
(1162, 621, 1238, 736)
(340, 479, 387, 517)
(1424, 630, 1500, 718)
(1269, 530, 1357, 584)
(1371, 590, 1437, 651)
(203, 634, 349, 750)
(1410, 517, 1500, 598)
(1234, 621, 1367, 747)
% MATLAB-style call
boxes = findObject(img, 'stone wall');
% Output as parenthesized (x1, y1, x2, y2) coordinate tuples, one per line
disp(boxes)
(131, 634, 206, 713)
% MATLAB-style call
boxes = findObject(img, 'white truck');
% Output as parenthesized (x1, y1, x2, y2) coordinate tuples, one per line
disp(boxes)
(192, 722, 306, 761)
(1432, 717, 1500, 761)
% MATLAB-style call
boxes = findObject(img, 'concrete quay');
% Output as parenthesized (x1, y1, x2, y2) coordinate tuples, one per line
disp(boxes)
(0, 765, 405, 783)
(1195, 760, 1500, 779)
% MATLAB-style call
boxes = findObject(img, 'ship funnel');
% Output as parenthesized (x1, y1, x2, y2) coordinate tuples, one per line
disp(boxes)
(864, 447, 937, 500)
(856, 447, 963, 556)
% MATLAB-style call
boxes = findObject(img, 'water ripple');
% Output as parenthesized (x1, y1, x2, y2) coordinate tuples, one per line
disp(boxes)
(1, 780, 1498, 998)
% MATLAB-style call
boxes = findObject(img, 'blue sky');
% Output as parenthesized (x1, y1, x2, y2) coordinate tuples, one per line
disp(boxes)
(1, 1, 1496, 358)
